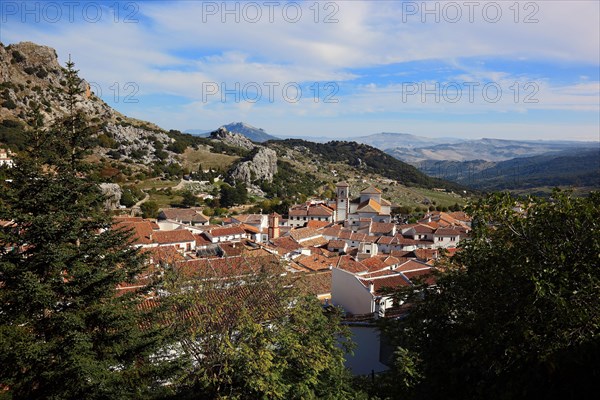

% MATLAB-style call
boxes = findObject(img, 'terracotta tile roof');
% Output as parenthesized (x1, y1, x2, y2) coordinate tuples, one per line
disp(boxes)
(289, 204, 334, 217)
(336, 181, 349, 187)
(328, 239, 347, 250)
(153, 229, 195, 244)
(295, 253, 334, 272)
(412, 224, 435, 234)
(322, 226, 343, 237)
(219, 242, 244, 257)
(141, 245, 184, 265)
(414, 248, 439, 261)
(306, 220, 331, 229)
(299, 236, 329, 247)
(396, 259, 432, 272)
(309, 247, 337, 257)
(359, 275, 411, 294)
(363, 235, 379, 244)
(357, 199, 382, 214)
(371, 222, 395, 234)
(270, 236, 302, 254)
(403, 269, 436, 285)
(376, 236, 395, 245)
(289, 227, 321, 242)
(295, 271, 332, 297)
(448, 211, 471, 221)
(307, 204, 334, 217)
(194, 233, 212, 246)
(114, 220, 154, 245)
(336, 255, 368, 274)
(361, 257, 388, 272)
(240, 223, 260, 234)
(361, 185, 382, 194)
(209, 225, 246, 237)
(381, 255, 401, 266)
(434, 227, 461, 236)
(390, 250, 413, 258)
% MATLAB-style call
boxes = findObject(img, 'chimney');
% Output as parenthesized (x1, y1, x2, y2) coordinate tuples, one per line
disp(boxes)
(368, 281, 375, 294)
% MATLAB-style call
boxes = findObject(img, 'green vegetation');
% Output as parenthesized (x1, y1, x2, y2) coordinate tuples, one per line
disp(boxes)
(273, 139, 466, 191)
(166, 265, 358, 399)
(166, 129, 250, 157)
(0, 119, 27, 150)
(260, 160, 321, 200)
(0, 61, 180, 399)
(140, 200, 159, 218)
(374, 190, 600, 400)
(219, 182, 248, 208)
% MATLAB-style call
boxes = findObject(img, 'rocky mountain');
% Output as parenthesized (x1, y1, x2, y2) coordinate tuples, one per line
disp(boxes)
(185, 122, 278, 143)
(0, 41, 177, 164)
(386, 138, 596, 164)
(220, 122, 278, 143)
(230, 147, 278, 186)
(209, 127, 256, 151)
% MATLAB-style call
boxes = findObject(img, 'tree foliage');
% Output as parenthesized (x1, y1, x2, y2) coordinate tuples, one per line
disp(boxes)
(0, 61, 181, 399)
(378, 190, 600, 400)
(164, 259, 357, 400)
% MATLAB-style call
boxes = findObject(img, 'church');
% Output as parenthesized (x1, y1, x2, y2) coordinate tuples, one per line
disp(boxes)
(335, 182, 392, 226)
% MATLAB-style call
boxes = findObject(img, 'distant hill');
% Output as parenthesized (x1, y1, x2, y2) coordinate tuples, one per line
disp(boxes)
(185, 122, 278, 142)
(220, 122, 278, 142)
(386, 138, 596, 163)
(269, 139, 467, 192)
(352, 132, 463, 150)
(416, 148, 600, 191)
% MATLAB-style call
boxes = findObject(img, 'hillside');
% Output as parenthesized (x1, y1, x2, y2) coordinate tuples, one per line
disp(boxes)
(266, 139, 468, 192)
(417, 148, 600, 192)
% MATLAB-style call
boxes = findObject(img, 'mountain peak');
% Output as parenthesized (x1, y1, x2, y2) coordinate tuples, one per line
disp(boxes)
(220, 122, 277, 143)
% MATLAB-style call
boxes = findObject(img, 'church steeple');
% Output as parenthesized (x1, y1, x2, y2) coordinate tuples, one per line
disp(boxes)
(336, 181, 349, 222)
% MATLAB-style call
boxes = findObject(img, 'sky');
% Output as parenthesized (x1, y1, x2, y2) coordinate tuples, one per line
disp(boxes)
(1, 0, 599, 141)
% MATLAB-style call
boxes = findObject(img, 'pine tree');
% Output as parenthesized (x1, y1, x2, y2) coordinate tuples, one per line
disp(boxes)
(0, 61, 181, 399)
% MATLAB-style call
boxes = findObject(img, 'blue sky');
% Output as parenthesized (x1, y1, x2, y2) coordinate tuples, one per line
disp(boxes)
(1, 0, 599, 140)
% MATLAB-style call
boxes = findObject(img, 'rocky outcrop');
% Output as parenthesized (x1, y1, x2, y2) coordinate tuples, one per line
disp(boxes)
(210, 127, 255, 150)
(99, 183, 122, 210)
(0, 41, 179, 165)
(230, 147, 278, 186)
(104, 124, 176, 164)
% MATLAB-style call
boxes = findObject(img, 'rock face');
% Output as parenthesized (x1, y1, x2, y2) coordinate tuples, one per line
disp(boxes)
(230, 147, 278, 186)
(99, 183, 122, 210)
(0, 41, 178, 165)
(210, 127, 255, 150)
(104, 124, 176, 164)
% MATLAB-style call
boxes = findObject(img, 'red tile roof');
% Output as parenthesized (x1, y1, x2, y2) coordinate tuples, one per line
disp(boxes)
(153, 229, 196, 244)
(209, 225, 246, 237)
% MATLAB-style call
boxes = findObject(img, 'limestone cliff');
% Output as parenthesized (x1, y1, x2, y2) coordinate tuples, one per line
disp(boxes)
(230, 147, 278, 186)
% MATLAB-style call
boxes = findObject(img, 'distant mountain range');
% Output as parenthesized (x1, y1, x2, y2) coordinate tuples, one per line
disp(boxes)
(385, 138, 597, 164)
(185, 122, 278, 143)
(181, 122, 599, 193)
(417, 147, 600, 191)
(351, 132, 464, 150)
